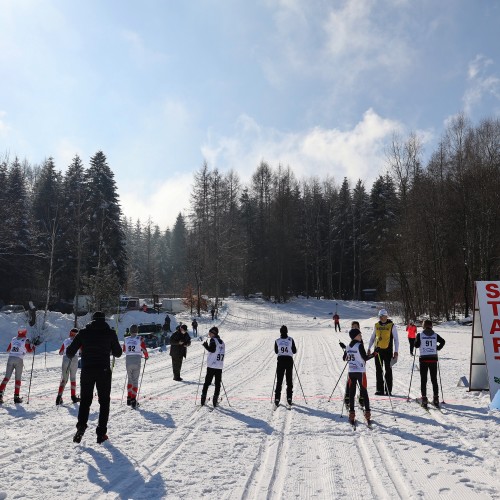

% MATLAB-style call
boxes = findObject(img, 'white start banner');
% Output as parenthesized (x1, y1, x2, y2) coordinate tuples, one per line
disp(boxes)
(475, 281, 500, 400)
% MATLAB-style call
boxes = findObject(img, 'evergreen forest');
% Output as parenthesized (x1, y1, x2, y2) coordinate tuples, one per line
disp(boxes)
(1, 115, 499, 322)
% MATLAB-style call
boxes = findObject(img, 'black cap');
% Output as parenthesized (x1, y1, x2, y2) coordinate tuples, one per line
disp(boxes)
(349, 328, 361, 340)
(92, 311, 105, 321)
(209, 326, 219, 335)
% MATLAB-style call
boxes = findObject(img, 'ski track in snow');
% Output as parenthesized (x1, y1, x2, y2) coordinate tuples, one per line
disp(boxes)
(1, 298, 500, 499)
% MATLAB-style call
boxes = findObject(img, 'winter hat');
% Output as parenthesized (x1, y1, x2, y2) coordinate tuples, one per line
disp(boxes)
(180, 324, 188, 332)
(209, 326, 219, 335)
(130, 324, 138, 336)
(280, 325, 288, 337)
(378, 309, 388, 317)
(92, 311, 105, 321)
(349, 328, 361, 340)
(18, 328, 27, 338)
(69, 328, 78, 337)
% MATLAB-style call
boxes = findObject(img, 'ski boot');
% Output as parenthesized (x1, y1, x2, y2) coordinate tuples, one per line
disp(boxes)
(364, 410, 372, 425)
(432, 396, 440, 408)
(421, 396, 428, 409)
(127, 396, 132, 406)
(71, 395, 81, 404)
(56, 394, 63, 406)
(287, 398, 292, 406)
(73, 426, 86, 443)
(0, 392, 4, 404)
(14, 395, 23, 404)
(200, 395, 206, 406)
(97, 434, 108, 444)
(130, 399, 139, 409)
(348, 411, 356, 425)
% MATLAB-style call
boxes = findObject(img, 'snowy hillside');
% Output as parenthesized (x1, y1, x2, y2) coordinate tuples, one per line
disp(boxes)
(1, 298, 499, 499)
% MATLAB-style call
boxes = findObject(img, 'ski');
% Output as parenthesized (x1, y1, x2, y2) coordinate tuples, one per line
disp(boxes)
(286, 404, 292, 410)
(350, 420, 357, 429)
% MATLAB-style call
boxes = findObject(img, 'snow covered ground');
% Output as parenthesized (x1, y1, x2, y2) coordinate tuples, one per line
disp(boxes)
(0, 298, 499, 499)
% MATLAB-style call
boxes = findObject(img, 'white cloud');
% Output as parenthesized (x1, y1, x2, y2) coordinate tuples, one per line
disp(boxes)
(119, 172, 193, 230)
(0, 111, 11, 136)
(463, 54, 500, 114)
(121, 30, 168, 67)
(202, 109, 403, 185)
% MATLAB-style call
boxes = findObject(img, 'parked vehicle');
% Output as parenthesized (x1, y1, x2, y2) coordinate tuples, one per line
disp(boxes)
(119, 297, 141, 313)
(0, 304, 26, 314)
(137, 323, 168, 348)
(48, 300, 74, 314)
(161, 298, 186, 313)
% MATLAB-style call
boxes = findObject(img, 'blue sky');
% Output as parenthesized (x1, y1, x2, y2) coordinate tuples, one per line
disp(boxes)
(1, 0, 499, 229)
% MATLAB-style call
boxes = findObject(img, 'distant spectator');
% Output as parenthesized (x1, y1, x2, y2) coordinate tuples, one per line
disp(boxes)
(333, 313, 340, 332)
(191, 319, 198, 337)
(406, 320, 417, 356)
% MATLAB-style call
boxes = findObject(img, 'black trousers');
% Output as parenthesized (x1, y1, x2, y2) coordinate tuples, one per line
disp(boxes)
(420, 361, 438, 398)
(374, 348, 393, 393)
(78, 366, 112, 436)
(275, 356, 293, 401)
(348, 372, 370, 412)
(171, 356, 183, 379)
(408, 338, 415, 355)
(334, 322, 341, 332)
(201, 367, 222, 405)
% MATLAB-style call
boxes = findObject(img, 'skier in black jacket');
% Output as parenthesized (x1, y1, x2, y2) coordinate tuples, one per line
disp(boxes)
(274, 325, 297, 407)
(169, 324, 191, 381)
(66, 311, 122, 444)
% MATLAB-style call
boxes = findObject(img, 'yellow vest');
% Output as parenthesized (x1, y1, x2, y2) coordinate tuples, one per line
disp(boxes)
(375, 321, 393, 349)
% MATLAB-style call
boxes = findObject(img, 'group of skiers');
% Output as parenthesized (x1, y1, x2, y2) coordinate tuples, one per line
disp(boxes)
(0, 307, 446, 441)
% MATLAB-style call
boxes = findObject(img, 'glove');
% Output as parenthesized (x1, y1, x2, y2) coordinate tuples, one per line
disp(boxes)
(144, 353, 149, 359)
(202, 341, 208, 348)
(339, 342, 346, 350)
(437, 345, 443, 351)
(374, 347, 381, 353)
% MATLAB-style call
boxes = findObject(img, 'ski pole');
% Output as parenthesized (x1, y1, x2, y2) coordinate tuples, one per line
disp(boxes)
(292, 359, 307, 404)
(328, 362, 348, 402)
(270, 369, 277, 404)
(27, 347, 36, 404)
(221, 380, 232, 407)
(121, 372, 128, 404)
(195, 350, 206, 405)
(437, 355, 445, 404)
(406, 350, 417, 402)
(44, 342, 47, 370)
(136, 358, 147, 403)
(378, 352, 396, 421)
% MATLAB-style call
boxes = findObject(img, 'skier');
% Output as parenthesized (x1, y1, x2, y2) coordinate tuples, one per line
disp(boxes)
(0, 328, 36, 404)
(333, 313, 341, 332)
(344, 327, 379, 425)
(66, 311, 122, 444)
(164, 314, 171, 333)
(123, 324, 149, 408)
(191, 318, 198, 337)
(367, 309, 399, 395)
(342, 321, 364, 408)
(169, 324, 191, 381)
(414, 319, 445, 408)
(211, 307, 215, 321)
(406, 320, 417, 356)
(200, 326, 225, 407)
(56, 327, 81, 405)
(274, 325, 297, 407)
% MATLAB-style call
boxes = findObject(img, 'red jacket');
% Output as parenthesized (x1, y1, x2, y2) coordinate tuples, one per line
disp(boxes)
(406, 325, 417, 339)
